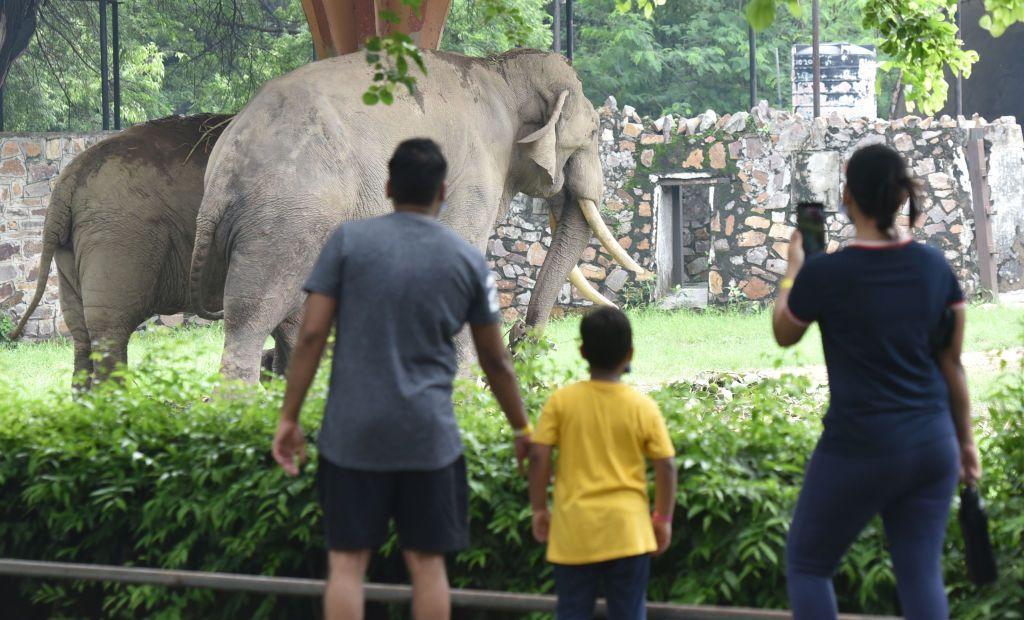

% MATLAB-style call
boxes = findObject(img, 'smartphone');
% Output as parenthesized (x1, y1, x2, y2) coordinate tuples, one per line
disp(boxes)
(796, 202, 826, 257)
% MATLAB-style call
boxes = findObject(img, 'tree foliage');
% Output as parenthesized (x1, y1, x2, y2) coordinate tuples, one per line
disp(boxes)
(573, 0, 886, 118)
(442, 0, 552, 57)
(4, 0, 311, 131)
(746, 0, 1022, 116)
(5, 0, 1023, 129)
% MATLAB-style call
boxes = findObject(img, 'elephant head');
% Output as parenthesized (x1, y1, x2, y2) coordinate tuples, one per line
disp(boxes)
(500, 51, 646, 327)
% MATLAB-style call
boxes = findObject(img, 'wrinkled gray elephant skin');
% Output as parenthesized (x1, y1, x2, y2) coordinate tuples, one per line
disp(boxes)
(11, 114, 300, 387)
(192, 49, 638, 383)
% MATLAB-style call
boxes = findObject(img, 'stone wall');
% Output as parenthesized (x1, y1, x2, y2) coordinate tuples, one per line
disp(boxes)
(489, 101, 1024, 319)
(984, 121, 1024, 290)
(1, 132, 114, 338)
(3, 105, 1022, 337)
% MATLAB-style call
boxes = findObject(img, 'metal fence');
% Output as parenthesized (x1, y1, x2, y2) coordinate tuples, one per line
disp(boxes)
(0, 559, 900, 619)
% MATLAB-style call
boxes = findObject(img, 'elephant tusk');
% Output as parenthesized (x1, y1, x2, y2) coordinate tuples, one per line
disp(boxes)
(570, 266, 616, 307)
(578, 198, 647, 275)
(548, 210, 617, 307)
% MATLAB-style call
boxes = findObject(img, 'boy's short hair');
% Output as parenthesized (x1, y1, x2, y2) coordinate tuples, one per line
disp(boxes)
(388, 138, 448, 206)
(580, 307, 632, 371)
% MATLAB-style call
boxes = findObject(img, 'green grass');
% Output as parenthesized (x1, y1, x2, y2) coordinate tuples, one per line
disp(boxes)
(2, 304, 1021, 394)
(545, 303, 1024, 383)
(0, 325, 226, 394)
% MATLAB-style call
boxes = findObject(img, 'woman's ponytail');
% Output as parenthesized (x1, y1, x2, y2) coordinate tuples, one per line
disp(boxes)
(846, 144, 918, 237)
(901, 176, 920, 230)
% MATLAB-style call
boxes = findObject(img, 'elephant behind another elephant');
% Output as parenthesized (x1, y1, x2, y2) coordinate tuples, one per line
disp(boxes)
(10, 114, 294, 386)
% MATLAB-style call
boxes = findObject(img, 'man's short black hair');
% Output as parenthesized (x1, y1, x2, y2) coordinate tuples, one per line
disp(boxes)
(388, 138, 448, 206)
(580, 307, 632, 371)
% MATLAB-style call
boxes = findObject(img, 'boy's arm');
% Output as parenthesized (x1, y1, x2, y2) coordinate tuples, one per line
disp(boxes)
(652, 457, 678, 518)
(528, 443, 554, 543)
(651, 457, 677, 555)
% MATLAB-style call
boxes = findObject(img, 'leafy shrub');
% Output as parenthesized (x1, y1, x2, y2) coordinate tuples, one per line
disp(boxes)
(0, 313, 15, 346)
(0, 339, 1021, 617)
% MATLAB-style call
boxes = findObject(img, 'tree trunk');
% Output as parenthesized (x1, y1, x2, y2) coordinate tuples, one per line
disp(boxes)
(0, 0, 43, 90)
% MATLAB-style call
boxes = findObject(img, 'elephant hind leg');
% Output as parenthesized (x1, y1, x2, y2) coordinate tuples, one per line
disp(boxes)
(55, 249, 93, 389)
(271, 311, 303, 377)
(219, 246, 305, 384)
(221, 297, 293, 385)
(83, 305, 139, 383)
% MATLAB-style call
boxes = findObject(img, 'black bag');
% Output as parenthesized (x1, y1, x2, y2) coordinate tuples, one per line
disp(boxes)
(959, 485, 998, 585)
(930, 306, 956, 355)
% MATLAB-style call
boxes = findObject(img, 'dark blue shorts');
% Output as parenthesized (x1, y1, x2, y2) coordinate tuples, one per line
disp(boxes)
(317, 455, 469, 553)
(553, 554, 651, 620)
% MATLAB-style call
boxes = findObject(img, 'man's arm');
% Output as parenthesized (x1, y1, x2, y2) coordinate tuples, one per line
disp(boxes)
(937, 306, 981, 483)
(470, 323, 530, 466)
(272, 293, 337, 475)
(651, 457, 677, 555)
(528, 443, 554, 543)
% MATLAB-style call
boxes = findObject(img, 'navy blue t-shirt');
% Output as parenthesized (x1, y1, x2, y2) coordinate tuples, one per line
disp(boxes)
(787, 239, 965, 455)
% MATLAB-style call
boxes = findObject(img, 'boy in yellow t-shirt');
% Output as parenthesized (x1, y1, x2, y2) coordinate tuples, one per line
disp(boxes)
(529, 307, 678, 620)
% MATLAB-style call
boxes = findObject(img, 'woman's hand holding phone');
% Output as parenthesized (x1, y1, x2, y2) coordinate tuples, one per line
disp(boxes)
(788, 230, 805, 275)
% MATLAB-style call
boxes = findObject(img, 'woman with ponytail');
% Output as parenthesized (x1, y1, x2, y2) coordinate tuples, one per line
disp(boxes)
(772, 144, 981, 619)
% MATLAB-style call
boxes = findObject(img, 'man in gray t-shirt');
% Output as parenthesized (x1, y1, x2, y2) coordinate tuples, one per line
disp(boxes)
(272, 139, 530, 620)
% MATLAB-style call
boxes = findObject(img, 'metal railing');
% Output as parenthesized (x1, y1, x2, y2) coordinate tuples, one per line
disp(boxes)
(0, 559, 898, 619)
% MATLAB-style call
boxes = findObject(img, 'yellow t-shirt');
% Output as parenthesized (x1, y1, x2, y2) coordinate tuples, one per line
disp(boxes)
(533, 380, 676, 565)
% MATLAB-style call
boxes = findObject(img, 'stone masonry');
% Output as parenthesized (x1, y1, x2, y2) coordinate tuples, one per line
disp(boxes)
(1, 132, 114, 338)
(489, 100, 1024, 319)
(3, 104, 1023, 337)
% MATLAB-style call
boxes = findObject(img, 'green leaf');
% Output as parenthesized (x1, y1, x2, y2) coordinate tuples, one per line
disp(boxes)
(362, 91, 380, 105)
(745, 0, 777, 31)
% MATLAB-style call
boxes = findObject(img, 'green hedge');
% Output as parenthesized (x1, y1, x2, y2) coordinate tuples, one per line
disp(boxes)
(0, 338, 1020, 618)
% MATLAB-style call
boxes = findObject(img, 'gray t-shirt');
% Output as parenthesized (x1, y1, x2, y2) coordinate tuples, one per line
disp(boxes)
(304, 212, 500, 471)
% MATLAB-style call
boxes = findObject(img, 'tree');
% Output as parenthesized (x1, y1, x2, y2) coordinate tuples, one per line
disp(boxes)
(573, 0, 887, 118)
(2, 0, 312, 131)
(745, 0, 1023, 115)
(442, 0, 552, 56)
(0, 0, 43, 90)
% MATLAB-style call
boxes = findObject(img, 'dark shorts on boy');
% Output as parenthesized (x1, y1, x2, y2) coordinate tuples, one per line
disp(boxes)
(553, 554, 651, 620)
(317, 455, 469, 553)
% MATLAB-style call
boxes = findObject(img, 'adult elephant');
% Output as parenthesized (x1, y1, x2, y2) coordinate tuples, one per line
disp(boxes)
(10, 114, 294, 385)
(190, 49, 645, 383)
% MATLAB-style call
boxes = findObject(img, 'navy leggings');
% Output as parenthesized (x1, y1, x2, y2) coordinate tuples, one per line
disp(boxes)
(786, 435, 959, 620)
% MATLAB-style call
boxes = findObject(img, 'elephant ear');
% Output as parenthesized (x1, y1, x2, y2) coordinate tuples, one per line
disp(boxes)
(518, 90, 569, 186)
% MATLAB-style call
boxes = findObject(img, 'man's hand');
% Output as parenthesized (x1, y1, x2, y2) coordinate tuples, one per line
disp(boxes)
(513, 433, 531, 473)
(272, 420, 307, 476)
(532, 509, 551, 543)
(653, 520, 672, 556)
(470, 323, 530, 466)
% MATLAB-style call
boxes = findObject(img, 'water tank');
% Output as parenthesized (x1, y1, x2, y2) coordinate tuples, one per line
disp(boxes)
(792, 43, 877, 119)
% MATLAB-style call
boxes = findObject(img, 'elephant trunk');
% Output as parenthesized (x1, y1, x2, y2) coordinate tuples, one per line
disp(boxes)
(526, 191, 594, 327)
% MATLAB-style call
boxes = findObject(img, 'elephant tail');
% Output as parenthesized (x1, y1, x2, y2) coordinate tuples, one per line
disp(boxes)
(189, 201, 226, 321)
(8, 171, 75, 340)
